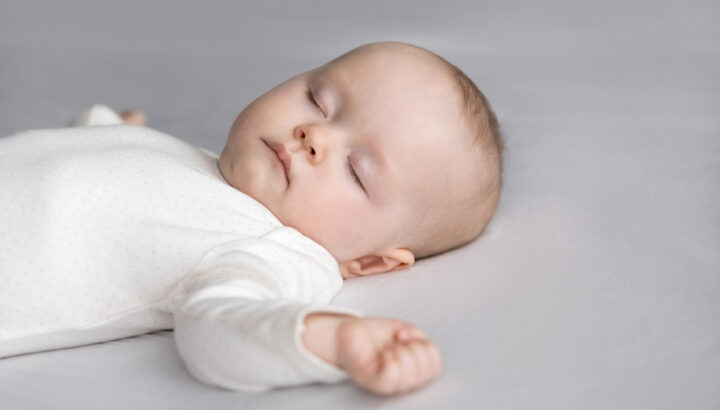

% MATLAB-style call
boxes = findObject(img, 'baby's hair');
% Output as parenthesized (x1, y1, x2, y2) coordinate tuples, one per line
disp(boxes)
(446, 63, 504, 186)
(409, 47, 505, 260)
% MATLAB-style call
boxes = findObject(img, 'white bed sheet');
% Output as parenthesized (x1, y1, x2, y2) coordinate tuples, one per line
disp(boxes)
(0, 0, 718, 409)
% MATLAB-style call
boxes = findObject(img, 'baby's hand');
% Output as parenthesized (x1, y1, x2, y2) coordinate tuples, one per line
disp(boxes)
(336, 317, 442, 396)
(119, 109, 147, 126)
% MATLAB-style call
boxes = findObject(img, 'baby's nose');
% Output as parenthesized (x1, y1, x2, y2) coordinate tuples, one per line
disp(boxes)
(294, 126, 325, 164)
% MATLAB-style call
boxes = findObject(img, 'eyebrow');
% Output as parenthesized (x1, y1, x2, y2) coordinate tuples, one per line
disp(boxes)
(316, 71, 388, 201)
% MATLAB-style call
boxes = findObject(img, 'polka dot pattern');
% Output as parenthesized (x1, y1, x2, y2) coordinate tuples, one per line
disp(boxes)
(0, 126, 359, 390)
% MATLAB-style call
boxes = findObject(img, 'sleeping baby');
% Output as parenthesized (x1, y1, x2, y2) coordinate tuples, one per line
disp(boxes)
(0, 41, 503, 396)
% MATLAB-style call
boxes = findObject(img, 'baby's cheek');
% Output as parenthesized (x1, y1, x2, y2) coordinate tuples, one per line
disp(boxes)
(311, 202, 367, 252)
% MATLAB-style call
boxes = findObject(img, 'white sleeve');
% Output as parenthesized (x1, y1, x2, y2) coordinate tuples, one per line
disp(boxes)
(172, 247, 363, 392)
(68, 104, 124, 127)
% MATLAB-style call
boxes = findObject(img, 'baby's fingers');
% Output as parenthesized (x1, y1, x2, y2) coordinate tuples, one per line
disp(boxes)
(430, 341, 443, 376)
(396, 341, 423, 392)
(368, 346, 402, 395)
(379, 340, 436, 394)
(119, 109, 146, 126)
(400, 340, 441, 392)
(395, 326, 427, 342)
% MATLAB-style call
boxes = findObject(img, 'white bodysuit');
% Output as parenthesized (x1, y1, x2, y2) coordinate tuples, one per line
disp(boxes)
(0, 106, 363, 391)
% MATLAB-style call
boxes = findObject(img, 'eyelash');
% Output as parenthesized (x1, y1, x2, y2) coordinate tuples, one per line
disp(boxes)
(306, 88, 324, 117)
(306, 87, 365, 193)
(347, 158, 365, 191)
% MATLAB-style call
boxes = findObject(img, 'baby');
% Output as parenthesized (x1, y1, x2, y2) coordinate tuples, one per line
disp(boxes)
(0, 41, 502, 396)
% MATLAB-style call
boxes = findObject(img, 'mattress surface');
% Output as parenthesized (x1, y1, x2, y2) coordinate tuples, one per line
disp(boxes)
(0, 0, 718, 409)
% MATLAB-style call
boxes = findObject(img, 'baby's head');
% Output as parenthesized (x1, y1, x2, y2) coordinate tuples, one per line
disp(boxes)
(219, 41, 503, 279)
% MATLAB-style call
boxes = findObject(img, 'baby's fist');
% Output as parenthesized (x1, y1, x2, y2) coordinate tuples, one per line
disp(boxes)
(336, 317, 442, 396)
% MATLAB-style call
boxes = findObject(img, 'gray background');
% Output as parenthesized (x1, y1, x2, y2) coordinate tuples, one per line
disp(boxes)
(1, 0, 719, 409)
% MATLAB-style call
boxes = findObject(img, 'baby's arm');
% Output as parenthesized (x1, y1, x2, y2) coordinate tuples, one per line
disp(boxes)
(172, 239, 442, 395)
(303, 313, 443, 396)
(173, 276, 359, 391)
(171, 244, 364, 392)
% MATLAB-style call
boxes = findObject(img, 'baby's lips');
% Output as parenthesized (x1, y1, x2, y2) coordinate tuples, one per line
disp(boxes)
(264, 139, 292, 182)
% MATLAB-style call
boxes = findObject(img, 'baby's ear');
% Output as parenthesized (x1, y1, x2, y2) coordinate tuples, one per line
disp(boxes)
(338, 248, 414, 279)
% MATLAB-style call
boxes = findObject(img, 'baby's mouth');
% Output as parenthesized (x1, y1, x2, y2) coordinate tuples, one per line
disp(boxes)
(262, 139, 291, 185)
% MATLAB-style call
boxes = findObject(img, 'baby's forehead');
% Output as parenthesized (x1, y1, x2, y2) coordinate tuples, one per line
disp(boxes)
(319, 48, 468, 141)
(314, 62, 462, 141)
(314, 60, 464, 146)
(320, 45, 458, 98)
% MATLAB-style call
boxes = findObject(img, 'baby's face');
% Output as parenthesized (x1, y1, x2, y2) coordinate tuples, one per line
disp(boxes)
(218, 44, 473, 276)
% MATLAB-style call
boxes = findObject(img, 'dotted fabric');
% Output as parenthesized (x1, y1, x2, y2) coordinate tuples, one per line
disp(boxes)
(0, 122, 362, 391)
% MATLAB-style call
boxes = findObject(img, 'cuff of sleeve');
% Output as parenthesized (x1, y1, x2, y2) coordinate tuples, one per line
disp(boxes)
(294, 304, 364, 383)
(68, 104, 123, 127)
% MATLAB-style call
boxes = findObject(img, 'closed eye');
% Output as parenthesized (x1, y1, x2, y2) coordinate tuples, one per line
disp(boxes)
(306, 88, 325, 117)
(347, 157, 366, 193)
